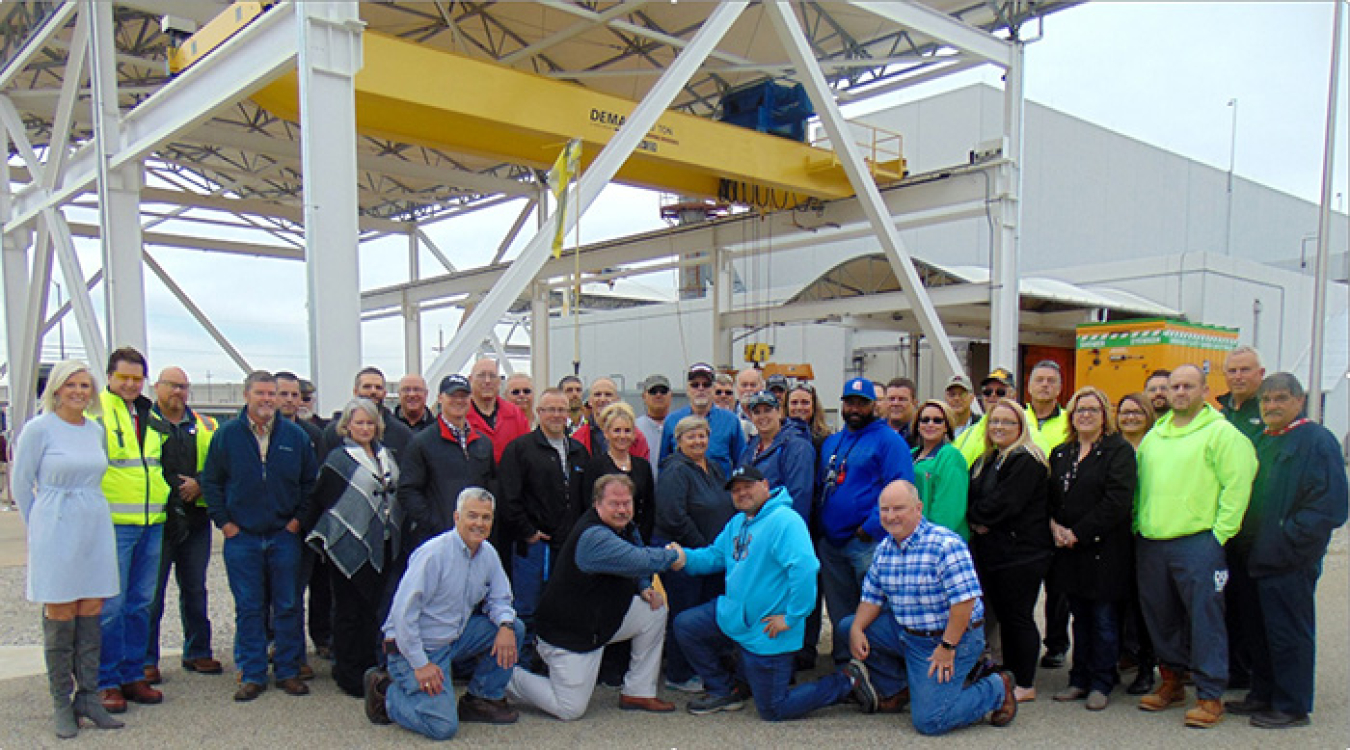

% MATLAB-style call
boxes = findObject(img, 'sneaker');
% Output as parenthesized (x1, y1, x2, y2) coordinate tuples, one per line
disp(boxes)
(843, 660, 878, 714)
(458, 693, 519, 724)
(664, 676, 704, 693)
(687, 690, 747, 715)
(363, 667, 392, 725)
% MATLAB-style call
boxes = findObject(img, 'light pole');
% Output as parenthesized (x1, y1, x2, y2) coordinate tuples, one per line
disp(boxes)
(1223, 98, 1237, 255)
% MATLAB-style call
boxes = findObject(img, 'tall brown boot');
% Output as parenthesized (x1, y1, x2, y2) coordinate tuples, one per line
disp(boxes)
(1138, 665, 1186, 711)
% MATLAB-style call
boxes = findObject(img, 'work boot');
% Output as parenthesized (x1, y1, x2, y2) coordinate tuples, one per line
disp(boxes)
(43, 616, 78, 739)
(71, 616, 124, 730)
(1183, 699, 1224, 728)
(1138, 666, 1186, 711)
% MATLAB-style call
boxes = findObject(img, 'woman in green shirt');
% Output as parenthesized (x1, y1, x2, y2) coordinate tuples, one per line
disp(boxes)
(910, 400, 971, 539)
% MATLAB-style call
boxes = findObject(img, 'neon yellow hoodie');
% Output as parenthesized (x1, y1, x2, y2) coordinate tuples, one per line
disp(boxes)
(1135, 404, 1257, 544)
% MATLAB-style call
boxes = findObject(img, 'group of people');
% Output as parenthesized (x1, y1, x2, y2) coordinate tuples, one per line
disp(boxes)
(9, 344, 1345, 740)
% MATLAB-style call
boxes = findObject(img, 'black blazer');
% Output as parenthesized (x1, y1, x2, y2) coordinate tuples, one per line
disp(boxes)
(1047, 432, 1137, 601)
(968, 446, 1052, 573)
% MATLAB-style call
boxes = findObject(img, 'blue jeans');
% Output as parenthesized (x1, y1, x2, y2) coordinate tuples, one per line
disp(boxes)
(146, 520, 214, 666)
(842, 613, 1003, 736)
(511, 541, 551, 643)
(817, 536, 876, 662)
(223, 528, 303, 684)
(386, 615, 525, 740)
(674, 600, 851, 721)
(1067, 596, 1120, 694)
(1136, 533, 1229, 700)
(100, 523, 163, 689)
(660, 566, 723, 683)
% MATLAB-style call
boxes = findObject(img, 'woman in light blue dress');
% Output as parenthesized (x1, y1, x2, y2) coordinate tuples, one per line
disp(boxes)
(12, 360, 122, 738)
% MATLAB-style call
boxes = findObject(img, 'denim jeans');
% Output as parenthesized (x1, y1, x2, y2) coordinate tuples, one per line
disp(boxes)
(1067, 596, 1120, 694)
(100, 523, 163, 689)
(841, 612, 1003, 736)
(222, 528, 303, 684)
(674, 600, 851, 721)
(146, 520, 214, 666)
(386, 615, 525, 740)
(817, 536, 877, 662)
(659, 565, 723, 683)
(1136, 533, 1229, 700)
(512, 540, 551, 644)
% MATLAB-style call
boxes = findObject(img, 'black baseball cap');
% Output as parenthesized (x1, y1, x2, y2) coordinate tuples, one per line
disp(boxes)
(724, 464, 766, 489)
(439, 374, 471, 395)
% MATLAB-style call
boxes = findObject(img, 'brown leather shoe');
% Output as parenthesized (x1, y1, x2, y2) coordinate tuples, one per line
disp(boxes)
(182, 657, 223, 675)
(990, 670, 1018, 727)
(143, 665, 163, 685)
(620, 695, 676, 713)
(1139, 666, 1186, 712)
(877, 687, 910, 714)
(458, 693, 519, 724)
(364, 667, 392, 725)
(1184, 699, 1224, 728)
(298, 663, 315, 681)
(278, 677, 310, 696)
(121, 680, 163, 705)
(99, 687, 127, 714)
(234, 682, 265, 702)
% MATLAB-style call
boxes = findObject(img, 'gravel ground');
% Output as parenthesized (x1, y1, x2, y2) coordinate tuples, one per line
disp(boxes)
(0, 527, 1346, 748)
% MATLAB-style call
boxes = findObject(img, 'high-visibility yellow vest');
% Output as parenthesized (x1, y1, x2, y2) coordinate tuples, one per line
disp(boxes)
(96, 390, 171, 525)
(187, 410, 216, 507)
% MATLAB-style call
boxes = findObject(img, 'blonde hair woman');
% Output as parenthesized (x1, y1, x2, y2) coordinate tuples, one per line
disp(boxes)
(967, 399, 1052, 703)
(12, 360, 123, 737)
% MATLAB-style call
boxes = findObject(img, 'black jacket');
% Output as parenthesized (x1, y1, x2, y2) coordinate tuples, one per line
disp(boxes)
(1047, 433, 1137, 601)
(535, 508, 643, 652)
(321, 404, 413, 464)
(968, 446, 1052, 573)
(498, 427, 588, 555)
(583, 452, 656, 543)
(654, 452, 731, 547)
(394, 406, 437, 434)
(397, 419, 496, 551)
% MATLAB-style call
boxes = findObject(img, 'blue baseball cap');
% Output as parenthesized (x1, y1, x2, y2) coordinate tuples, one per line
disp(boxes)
(841, 377, 876, 402)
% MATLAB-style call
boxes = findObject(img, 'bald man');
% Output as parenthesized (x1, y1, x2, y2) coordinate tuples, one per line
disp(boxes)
(466, 358, 531, 462)
(395, 374, 435, 433)
(569, 377, 650, 459)
(145, 367, 222, 683)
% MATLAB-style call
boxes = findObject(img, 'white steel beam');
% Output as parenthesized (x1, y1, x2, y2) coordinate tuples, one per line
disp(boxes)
(414, 227, 456, 273)
(404, 227, 422, 374)
(849, 1, 1012, 68)
(490, 198, 538, 265)
(422, 1, 749, 384)
(143, 251, 252, 375)
(501, 1, 649, 65)
(6, 2, 300, 233)
(298, 3, 365, 416)
(990, 43, 1025, 372)
(0, 2, 78, 91)
(765, 1, 963, 379)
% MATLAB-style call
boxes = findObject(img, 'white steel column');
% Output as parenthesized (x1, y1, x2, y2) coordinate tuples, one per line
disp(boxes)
(424, 1, 749, 383)
(712, 245, 733, 368)
(990, 42, 1026, 372)
(296, 3, 364, 414)
(1, 225, 32, 423)
(1308, 0, 1343, 422)
(404, 225, 423, 374)
(530, 283, 550, 387)
(765, 1, 963, 379)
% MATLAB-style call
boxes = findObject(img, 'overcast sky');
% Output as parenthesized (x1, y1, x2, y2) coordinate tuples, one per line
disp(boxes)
(7, 1, 1348, 389)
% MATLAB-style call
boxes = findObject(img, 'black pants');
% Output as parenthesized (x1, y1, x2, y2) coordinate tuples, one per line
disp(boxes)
(329, 566, 385, 697)
(1042, 582, 1070, 655)
(1224, 547, 1254, 687)
(1248, 563, 1321, 715)
(979, 558, 1050, 689)
(306, 549, 334, 650)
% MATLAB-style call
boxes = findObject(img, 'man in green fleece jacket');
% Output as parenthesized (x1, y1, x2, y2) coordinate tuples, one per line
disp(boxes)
(1133, 364, 1257, 729)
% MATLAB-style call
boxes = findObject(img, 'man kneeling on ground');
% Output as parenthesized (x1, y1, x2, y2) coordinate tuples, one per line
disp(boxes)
(507, 474, 682, 719)
(364, 487, 526, 740)
(671, 466, 872, 719)
(843, 479, 1017, 734)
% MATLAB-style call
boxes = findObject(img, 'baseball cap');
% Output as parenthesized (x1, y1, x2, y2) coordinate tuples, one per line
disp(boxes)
(765, 374, 789, 392)
(439, 374, 471, 395)
(724, 464, 766, 489)
(643, 374, 671, 392)
(746, 391, 779, 411)
(687, 363, 715, 381)
(841, 377, 876, 402)
(981, 367, 1015, 389)
(945, 374, 973, 393)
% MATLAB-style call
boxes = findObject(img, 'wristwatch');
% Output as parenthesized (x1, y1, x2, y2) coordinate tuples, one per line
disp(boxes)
(939, 639, 957, 651)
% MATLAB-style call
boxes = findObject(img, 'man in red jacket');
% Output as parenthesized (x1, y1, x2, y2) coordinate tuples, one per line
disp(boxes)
(466, 358, 530, 462)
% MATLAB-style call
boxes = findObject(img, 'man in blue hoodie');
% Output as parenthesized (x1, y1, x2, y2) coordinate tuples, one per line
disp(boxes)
(202, 371, 318, 702)
(671, 466, 871, 719)
(816, 378, 915, 663)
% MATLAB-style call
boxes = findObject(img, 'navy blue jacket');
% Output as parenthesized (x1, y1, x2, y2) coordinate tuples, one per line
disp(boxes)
(1238, 421, 1348, 578)
(738, 418, 816, 523)
(203, 409, 318, 535)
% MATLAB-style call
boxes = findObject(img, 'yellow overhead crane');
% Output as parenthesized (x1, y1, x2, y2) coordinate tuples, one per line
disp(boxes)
(174, 4, 906, 206)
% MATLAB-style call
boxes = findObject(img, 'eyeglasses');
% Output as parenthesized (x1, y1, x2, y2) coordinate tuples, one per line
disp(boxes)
(537, 406, 567, 414)
(917, 416, 946, 425)
(646, 386, 670, 395)
(988, 418, 1020, 428)
(398, 387, 427, 394)
(509, 388, 533, 396)
(1118, 409, 1145, 418)
(982, 387, 1008, 398)
(113, 373, 145, 384)
(1074, 406, 1103, 415)
(157, 381, 189, 392)
(472, 372, 500, 381)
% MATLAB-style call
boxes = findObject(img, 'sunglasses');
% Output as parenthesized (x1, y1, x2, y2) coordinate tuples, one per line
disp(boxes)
(982, 387, 1008, 398)
(646, 386, 670, 395)
(509, 388, 532, 396)
(917, 416, 946, 425)
(688, 381, 712, 389)
(714, 389, 734, 396)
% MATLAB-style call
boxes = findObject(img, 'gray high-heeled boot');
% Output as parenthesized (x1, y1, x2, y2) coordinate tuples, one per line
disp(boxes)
(72, 615, 124, 730)
(43, 616, 78, 739)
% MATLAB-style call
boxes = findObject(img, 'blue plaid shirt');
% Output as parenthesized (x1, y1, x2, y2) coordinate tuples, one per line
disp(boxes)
(861, 518, 984, 633)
